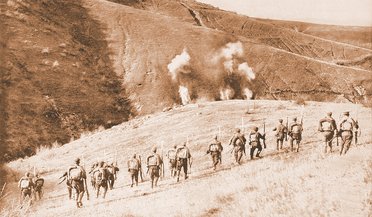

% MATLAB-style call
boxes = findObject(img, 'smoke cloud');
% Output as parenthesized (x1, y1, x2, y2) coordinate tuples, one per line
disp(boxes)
(238, 62, 255, 81)
(179, 85, 191, 105)
(167, 49, 191, 81)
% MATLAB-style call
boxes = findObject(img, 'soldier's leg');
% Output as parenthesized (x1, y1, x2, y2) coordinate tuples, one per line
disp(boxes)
(280, 138, 283, 149)
(296, 139, 300, 152)
(96, 184, 100, 198)
(344, 134, 353, 154)
(340, 135, 346, 155)
(183, 160, 188, 179)
(68, 186, 72, 200)
(276, 139, 280, 150)
(134, 171, 139, 186)
(130, 173, 134, 187)
(250, 147, 255, 159)
(102, 183, 107, 199)
(289, 137, 294, 151)
(256, 145, 262, 157)
(234, 149, 239, 163)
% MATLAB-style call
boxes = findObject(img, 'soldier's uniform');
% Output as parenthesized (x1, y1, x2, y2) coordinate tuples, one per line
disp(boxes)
(207, 136, 223, 170)
(229, 129, 246, 165)
(147, 147, 163, 188)
(248, 127, 265, 159)
(339, 112, 357, 155)
(289, 118, 303, 152)
(273, 119, 287, 150)
(167, 146, 177, 177)
(318, 112, 338, 153)
(127, 155, 140, 187)
(176, 143, 192, 182)
(18, 172, 34, 204)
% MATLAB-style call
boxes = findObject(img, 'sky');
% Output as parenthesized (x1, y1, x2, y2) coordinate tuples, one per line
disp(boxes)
(197, 0, 372, 26)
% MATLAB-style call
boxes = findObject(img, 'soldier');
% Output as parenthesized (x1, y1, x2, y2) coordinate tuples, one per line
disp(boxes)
(229, 128, 246, 165)
(92, 161, 109, 198)
(127, 154, 140, 187)
(339, 111, 357, 155)
(288, 117, 303, 152)
(166, 145, 178, 177)
(107, 162, 119, 190)
(67, 158, 89, 208)
(273, 119, 287, 150)
(18, 172, 34, 204)
(318, 112, 338, 153)
(33, 173, 44, 201)
(175, 142, 192, 182)
(206, 136, 223, 170)
(248, 126, 266, 159)
(146, 147, 163, 188)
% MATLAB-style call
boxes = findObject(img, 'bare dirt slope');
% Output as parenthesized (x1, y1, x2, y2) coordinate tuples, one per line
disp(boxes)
(85, 0, 372, 115)
(2, 100, 372, 217)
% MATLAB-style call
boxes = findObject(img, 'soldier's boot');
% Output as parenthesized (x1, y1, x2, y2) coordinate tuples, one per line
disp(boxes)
(329, 144, 333, 153)
(151, 180, 154, 188)
(276, 142, 279, 151)
(296, 143, 300, 152)
(291, 143, 294, 152)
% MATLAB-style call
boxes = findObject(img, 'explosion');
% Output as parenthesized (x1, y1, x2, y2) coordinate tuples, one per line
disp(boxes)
(179, 85, 191, 105)
(167, 49, 191, 81)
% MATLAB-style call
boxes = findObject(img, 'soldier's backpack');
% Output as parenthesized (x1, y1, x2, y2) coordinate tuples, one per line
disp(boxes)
(341, 119, 353, 131)
(168, 150, 177, 160)
(35, 178, 44, 191)
(69, 167, 83, 181)
(321, 121, 333, 131)
(147, 155, 159, 166)
(210, 143, 219, 152)
(233, 135, 244, 146)
(128, 159, 139, 170)
(177, 147, 189, 159)
(292, 124, 302, 134)
(20, 178, 31, 189)
(94, 169, 106, 185)
(249, 132, 259, 142)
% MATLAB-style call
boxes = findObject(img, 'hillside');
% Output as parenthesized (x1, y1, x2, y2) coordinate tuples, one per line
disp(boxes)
(1, 0, 371, 164)
(1, 100, 371, 216)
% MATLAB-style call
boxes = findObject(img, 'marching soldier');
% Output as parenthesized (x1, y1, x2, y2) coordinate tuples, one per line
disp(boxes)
(229, 128, 246, 165)
(33, 173, 44, 201)
(67, 158, 89, 208)
(248, 126, 266, 159)
(288, 117, 303, 152)
(339, 112, 357, 155)
(146, 147, 163, 188)
(206, 136, 223, 170)
(166, 145, 178, 177)
(273, 119, 287, 150)
(175, 142, 192, 182)
(127, 154, 140, 187)
(318, 112, 338, 153)
(18, 172, 34, 204)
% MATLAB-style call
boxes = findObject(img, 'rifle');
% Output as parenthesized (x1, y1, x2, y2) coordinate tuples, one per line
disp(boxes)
(58, 177, 66, 185)
(188, 157, 192, 174)
(285, 117, 288, 141)
(263, 122, 267, 149)
(139, 155, 144, 182)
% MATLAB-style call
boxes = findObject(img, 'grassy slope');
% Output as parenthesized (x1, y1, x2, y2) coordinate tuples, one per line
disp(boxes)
(3, 100, 372, 216)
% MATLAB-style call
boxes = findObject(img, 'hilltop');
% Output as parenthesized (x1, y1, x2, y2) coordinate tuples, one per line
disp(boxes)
(1, 100, 371, 216)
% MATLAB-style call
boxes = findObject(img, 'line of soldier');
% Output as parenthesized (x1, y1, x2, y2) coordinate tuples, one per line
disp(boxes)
(19, 111, 360, 208)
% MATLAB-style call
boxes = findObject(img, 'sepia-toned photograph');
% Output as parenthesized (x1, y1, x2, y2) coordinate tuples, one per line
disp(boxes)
(0, 0, 371, 216)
